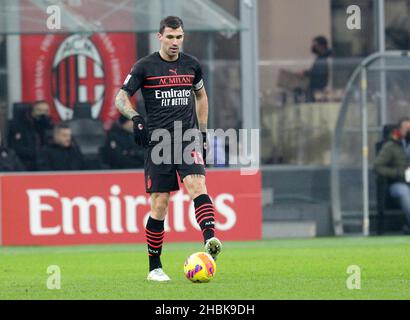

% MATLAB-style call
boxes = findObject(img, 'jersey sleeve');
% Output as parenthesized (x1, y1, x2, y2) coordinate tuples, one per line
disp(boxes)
(193, 60, 204, 92)
(121, 62, 144, 96)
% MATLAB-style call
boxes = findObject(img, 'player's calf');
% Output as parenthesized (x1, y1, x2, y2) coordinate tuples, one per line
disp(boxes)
(145, 216, 165, 272)
(193, 194, 216, 243)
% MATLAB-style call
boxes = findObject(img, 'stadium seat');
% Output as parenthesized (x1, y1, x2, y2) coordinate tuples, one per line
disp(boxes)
(375, 124, 406, 235)
(66, 103, 106, 170)
(5, 102, 31, 145)
(12, 102, 32, 119)
(8, 102, 32, 133)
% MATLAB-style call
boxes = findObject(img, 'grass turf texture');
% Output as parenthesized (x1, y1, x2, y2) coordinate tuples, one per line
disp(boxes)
(1, 236, 410, 299)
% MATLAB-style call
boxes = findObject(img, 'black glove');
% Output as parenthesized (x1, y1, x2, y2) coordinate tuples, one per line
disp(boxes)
(201, 131, 208, 165)
(132, 115, 149, 147)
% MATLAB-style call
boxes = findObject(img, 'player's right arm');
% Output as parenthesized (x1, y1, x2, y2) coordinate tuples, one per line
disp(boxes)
(115, 62, 144, 119)
(115, 89, 139, 119)
(116, 62, 149, 147)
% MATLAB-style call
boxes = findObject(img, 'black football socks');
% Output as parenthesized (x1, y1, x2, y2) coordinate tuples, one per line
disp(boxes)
(145, 216, 165, 271)
(193, 194, 216, 243)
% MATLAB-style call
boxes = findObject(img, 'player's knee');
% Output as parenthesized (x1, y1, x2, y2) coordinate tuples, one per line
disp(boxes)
(153, 203, 168, 216)
(151, 193, 170, 217)
(184, 176, 206, 197)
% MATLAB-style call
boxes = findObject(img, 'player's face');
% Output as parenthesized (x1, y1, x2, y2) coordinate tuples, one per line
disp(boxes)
(158, 27, 184, 58)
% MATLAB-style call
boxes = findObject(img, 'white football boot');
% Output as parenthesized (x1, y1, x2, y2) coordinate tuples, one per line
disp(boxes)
(205, 237, 222, 261)
(147, 268, 171, 282)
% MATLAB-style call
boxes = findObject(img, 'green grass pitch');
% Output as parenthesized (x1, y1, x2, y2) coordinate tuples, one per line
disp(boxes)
(1, 236, 410, 300)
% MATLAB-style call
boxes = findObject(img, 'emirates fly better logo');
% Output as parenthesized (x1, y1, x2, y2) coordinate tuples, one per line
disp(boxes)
(52, 34, 105, 120)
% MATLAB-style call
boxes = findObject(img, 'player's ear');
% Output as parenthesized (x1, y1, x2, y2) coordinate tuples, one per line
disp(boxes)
(157, 32, 162, 41)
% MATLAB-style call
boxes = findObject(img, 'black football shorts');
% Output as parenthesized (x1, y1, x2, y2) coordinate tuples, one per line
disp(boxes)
(144, 140, 206, 193)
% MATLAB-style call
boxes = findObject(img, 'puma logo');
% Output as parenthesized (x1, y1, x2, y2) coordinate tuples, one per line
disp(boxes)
(169, 69, 177, 75)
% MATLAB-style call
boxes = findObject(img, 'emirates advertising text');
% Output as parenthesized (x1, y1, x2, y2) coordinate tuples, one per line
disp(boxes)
(0, 171, 261, 246)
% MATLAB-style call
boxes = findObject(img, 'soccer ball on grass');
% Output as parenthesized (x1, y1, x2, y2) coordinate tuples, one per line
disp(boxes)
(184, 252, 216, 283)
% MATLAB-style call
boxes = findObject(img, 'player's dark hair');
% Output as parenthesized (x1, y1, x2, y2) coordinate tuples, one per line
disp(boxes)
(159, 16, 184, 34)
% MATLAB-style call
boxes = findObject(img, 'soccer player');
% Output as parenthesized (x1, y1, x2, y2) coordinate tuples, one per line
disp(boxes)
(115, 16, 222, 282)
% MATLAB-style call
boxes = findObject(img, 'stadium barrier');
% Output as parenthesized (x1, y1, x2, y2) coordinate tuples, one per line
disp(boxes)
(0, 170, 261, 246)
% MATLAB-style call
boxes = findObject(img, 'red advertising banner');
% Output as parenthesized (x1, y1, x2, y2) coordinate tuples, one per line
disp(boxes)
(20, 33, 136, 129)
(0, 170, 261, 246)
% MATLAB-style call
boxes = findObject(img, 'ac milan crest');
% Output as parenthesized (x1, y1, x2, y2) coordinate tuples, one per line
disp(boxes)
(52, 34, 105, 120)
(21, 33, 136, 127)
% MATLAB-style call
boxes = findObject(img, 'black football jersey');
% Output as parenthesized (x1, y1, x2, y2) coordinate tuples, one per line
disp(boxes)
(121, 52, 204, 138)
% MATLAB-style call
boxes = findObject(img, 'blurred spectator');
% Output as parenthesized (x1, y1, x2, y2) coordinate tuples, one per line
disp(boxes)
(303, 35, 332, 102)
(7, 100, 54, 170)
(374, 118, 410, 234)
(37, 123, 85, 171)
(102, 115, 145, 169)
(0, 130, 25, 172)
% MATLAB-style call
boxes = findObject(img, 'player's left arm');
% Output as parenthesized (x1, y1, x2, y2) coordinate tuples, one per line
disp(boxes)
(194, 87, 208, 133)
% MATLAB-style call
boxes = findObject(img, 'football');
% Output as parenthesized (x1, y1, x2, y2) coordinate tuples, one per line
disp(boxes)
(184, 252, 217, 283)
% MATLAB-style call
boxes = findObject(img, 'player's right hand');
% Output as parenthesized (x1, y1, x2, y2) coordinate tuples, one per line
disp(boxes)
(132, 115, 149, 147)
